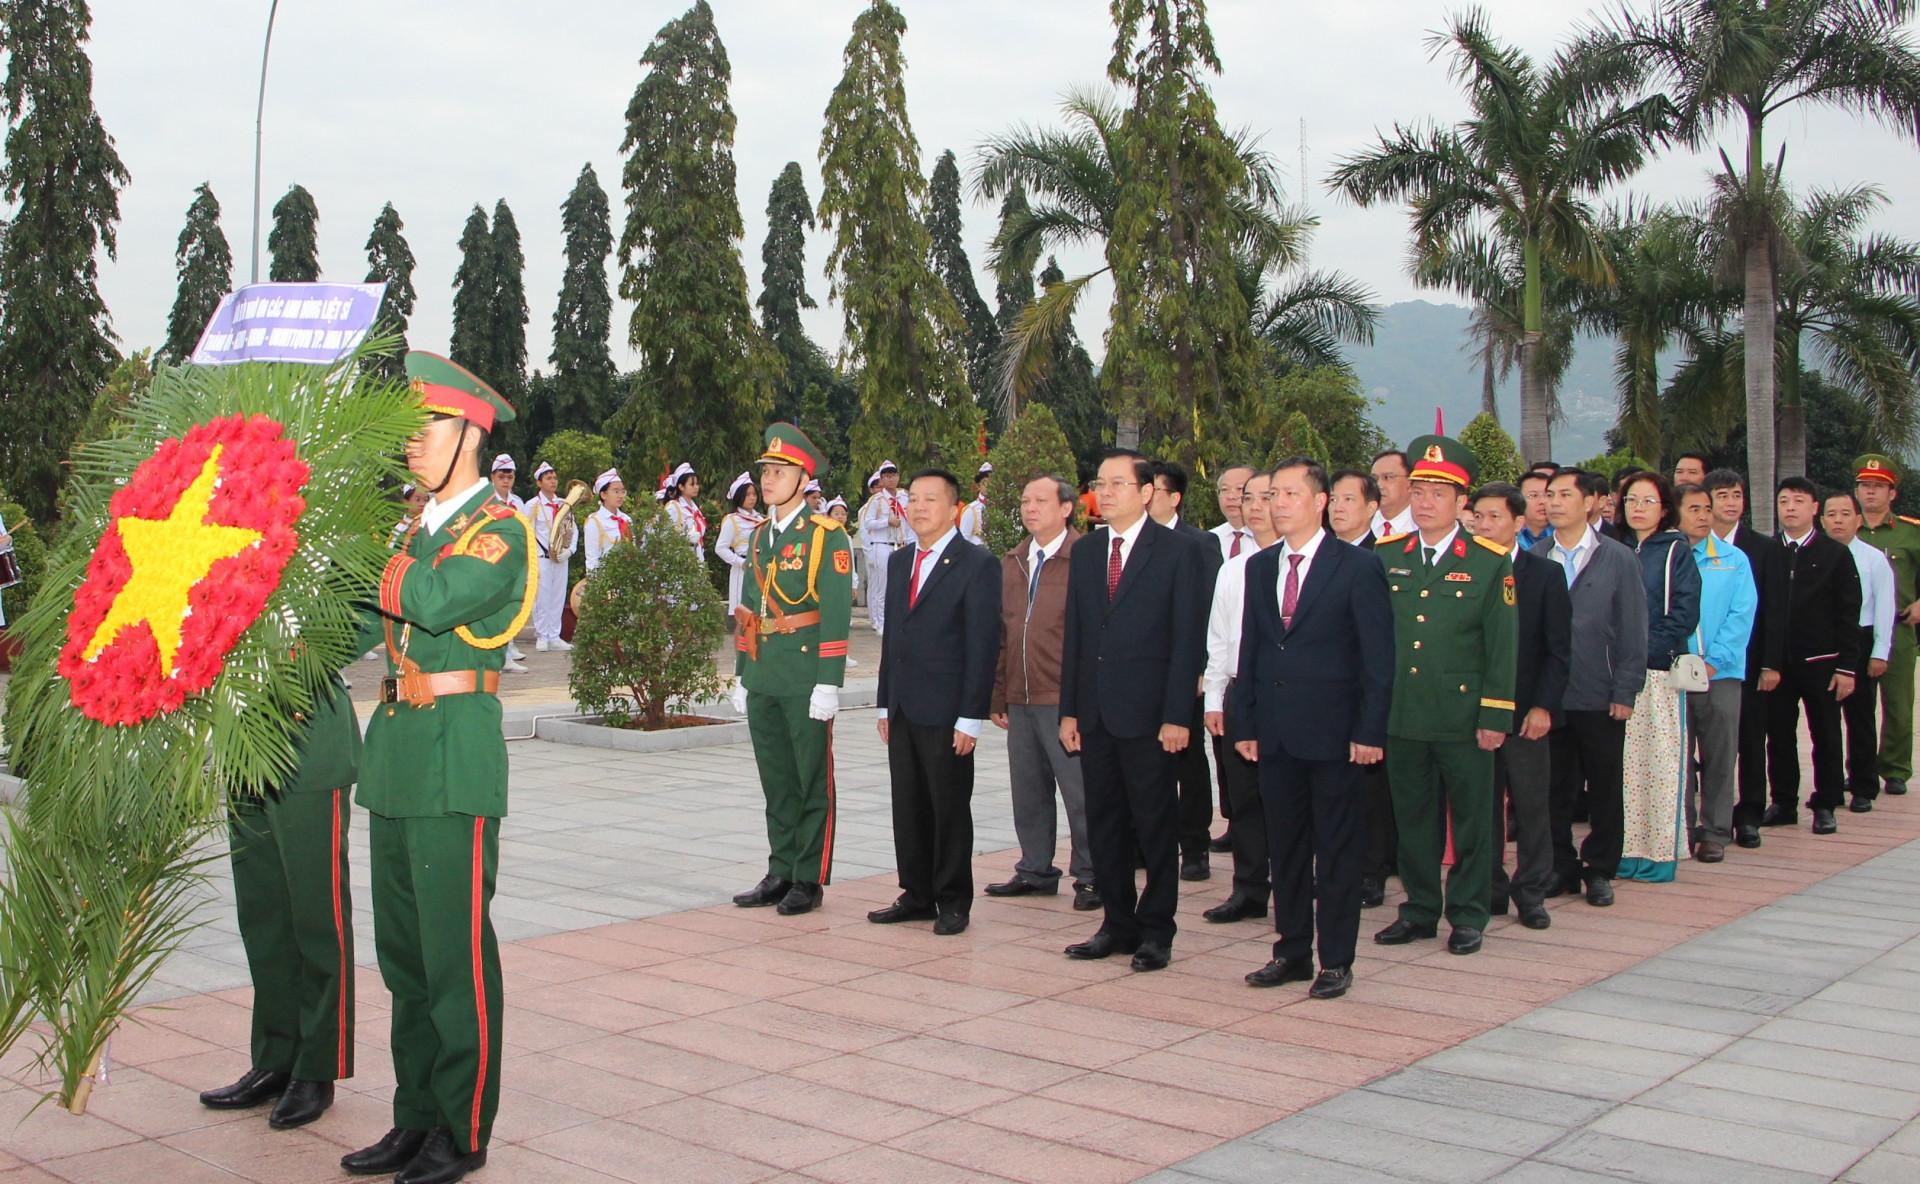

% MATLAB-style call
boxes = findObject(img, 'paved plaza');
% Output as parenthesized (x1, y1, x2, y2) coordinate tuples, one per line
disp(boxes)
(2, 669, 1920, 1181)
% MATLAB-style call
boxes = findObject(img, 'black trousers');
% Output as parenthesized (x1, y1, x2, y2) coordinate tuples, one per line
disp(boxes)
(1549, 710, 1626, 881)
(1213, 734, 1268, 903)
(887, 720, 975, 912)
(1081, 722, 1181, 947)
(1175, 697, 1213, 858)
(1362, 758, 1397, 882)
(1767, 659, 1847, 811)
(1259, 746, 1363, 969)
(1843, 628, 1882, 799)
(1734, 674, 1769, 828)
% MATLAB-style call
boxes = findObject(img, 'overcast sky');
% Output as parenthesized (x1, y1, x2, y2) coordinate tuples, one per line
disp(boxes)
(77, 0, 1920, 372)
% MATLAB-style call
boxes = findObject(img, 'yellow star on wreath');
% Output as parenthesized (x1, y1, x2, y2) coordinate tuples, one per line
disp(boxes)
(82, 445, 264, 676)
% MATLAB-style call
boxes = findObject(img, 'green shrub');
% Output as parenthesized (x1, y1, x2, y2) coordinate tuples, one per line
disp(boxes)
(1458, 413, 1523, 486)
(982, 403, 1080, 554)
(0, 491, 47, 622)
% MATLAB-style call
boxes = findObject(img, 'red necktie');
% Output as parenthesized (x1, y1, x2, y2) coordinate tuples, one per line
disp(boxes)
(1229, 530, 1243, 558)
(909, 548, 931, 607)
(1281, 553, 1303, 629)
(616, 516, 631, 542)
(1107, 537, 1124, 601)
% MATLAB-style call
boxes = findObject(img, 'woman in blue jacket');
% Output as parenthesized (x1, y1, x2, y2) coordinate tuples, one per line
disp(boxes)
(1618, 473, 1701, 881)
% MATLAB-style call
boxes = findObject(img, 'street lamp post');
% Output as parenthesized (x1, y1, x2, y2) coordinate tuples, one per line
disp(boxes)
(250, 0, 282, 284)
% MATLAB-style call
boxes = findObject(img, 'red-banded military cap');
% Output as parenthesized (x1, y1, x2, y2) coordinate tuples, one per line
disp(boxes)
(1406, 434, 1479, 489)
(405, 350, 515, 432)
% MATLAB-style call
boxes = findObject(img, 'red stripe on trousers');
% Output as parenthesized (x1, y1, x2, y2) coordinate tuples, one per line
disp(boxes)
(331, 789, 347, 1076)
(818, 721, 836, 884)
(468, 818, 489, 1151)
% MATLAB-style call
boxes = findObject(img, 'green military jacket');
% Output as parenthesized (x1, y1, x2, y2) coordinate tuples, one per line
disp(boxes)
(283, 674, 361, 794)
(355, 483, 536, 818)
(1860, 513, 1920, 634)
(1377, 528, 1519, 740)
(734, 505, 853, 698)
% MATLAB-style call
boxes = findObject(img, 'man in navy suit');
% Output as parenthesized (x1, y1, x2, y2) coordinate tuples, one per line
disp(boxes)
(871, 469, 1003, 935)
(1229, 458, 1394, 999)
(1059, 450, 1209, 971)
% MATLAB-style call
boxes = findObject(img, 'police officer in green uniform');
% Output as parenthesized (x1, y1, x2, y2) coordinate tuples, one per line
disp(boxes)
(1372, 435, 1517, 957)
(198, 673, 360, 1130)
(342, 352, 535, 1184)
(1855, 454, 1920, 797)
(729, 424, 854, 916)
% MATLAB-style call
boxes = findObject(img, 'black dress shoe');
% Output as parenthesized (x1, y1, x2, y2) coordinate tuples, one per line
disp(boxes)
(342, 1127, 430, 1176)
(1129, 941, 1171, 972)
(1245, 956, 1313, 988)
(1517, 900, 1551, 930)
(1812, 808, 1838, 835)
(1584, 876, 1614, 907)
(1760, 803, 1798, 827)
(1072, 884, 1102, 911)
(1309, 966, 1353, 999)
(199, 1067, 288, 1109)
(867, 899, 938, 924)
(1373, 919, 1437, 945)
(1849, 795, 1874, 814)
(933, 911, 969, 936)
(395, 1128, 487, 1184)
(267, 1079, 333, 1129)
(733, 874, 792, 908)
(1358, 876, 1385, 909)
(1734, 824, 1762, 849)
(1447, 926, 1484, 955)
(775, 882, 822, 915)
(1065, 931, 1138, 960)
(1885, 778, 1908, 796)
(1203, 895, 1267, 923)
(1180, 854, 1211, 881)
(985, 877, 1057, 897)
(1209, 829, 1233, 853)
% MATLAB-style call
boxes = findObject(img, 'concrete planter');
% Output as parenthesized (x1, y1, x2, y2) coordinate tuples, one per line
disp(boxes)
(535, 677, 879, 754)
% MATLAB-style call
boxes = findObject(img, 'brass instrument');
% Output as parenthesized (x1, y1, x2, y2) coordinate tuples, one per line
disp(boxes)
(547, 479, 590, 556)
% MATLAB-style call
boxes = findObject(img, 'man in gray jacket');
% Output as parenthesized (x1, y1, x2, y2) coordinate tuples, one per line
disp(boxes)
(1534, 469, 1649, 908)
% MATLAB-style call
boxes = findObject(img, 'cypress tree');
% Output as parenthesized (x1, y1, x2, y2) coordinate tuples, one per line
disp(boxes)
(615, 1, 775, 484)
(0, 0, 130, 521)
(551, 163, 616, 432)
(266, 183, 320, 282)
(927, 148, 998, 408)
(757, 162, 854, 477)
(817, 0, 977, 478)
(449, 205, 494, 380)
(363, 202, 416, 376)
(1030, 256, 1110, 479)
(162, 182, 232, 364)
(992, 181, 1039, 336)
(488, 199, 528, 406)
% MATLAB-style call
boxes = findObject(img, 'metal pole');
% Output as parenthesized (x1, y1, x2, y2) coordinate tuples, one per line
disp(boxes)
(250, 0, 282, 283)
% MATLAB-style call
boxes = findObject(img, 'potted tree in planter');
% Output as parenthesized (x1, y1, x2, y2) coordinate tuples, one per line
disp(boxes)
(0, 492, 46, 674)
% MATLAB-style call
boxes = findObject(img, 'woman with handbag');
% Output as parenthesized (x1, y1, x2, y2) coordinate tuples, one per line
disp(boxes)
(1618, 473, 1703, 881)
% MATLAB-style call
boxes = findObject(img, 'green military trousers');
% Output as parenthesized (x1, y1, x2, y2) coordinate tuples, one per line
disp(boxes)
(747, 690, 836, 886)
(369, 812, 503, 1155)
(1387, 739, 1494, 931)
(229, 786, 355, 1081)
(1880, 632, 1916, 783)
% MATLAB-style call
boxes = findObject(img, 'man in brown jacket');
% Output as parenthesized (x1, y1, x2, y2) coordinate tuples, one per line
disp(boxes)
(989, 474, 1099, 911)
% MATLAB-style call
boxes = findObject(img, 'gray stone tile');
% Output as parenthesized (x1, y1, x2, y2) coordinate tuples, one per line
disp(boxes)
(1248, 1114, 1519, 1182)
(1507, 1005, 1738, 1058)
(1587, 969, 1804, 1014)
(1465, 1026, 1697, 1080)
(1754, 1016, 1920, 1064)
(1537, 1129, 1830, 1184)
(1784, 997, 1920, 1038)
(1361, 1067, 1614, 1128)
(1844, 1147, 1920, 1184)
(1625, 953, 1833, 998)
(1174, 1140, 1410, 1184)
(1554, 984, 1768, 1037)
(1588, 1103, 1868, 1176)
(1414, 1047, 1661, 1102)
(1674, 1059, 1920, 1121)
(1484, 1164, 1621, 1184)
(1306, 1089, 1568, 1156)
(1636, 1080, 1904, 1147)
(1718, 1034, 1920, 1093)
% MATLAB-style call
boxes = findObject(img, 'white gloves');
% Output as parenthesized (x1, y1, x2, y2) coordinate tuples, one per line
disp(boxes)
(808, 684, 840, 722)
(730, 678, 749, 715)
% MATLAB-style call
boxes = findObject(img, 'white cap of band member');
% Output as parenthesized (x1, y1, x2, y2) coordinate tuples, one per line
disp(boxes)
(877, 459, 898, 473)
(824, 496, 848, 512)
(727, 471, 754, 500)
(804, 479, 822, 495)
(491, 453, 516, 473)
(593, 468, 621, 494)
(666, 461, 696, 487)
(532, 461, 555, 480)
(976, 461, 994, 478)
(867, 470, 883, 489)
(401, 484, 416, 497)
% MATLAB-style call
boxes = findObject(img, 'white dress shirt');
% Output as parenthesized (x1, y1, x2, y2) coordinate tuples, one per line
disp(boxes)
(1211, 521, 1251, 562)
(1105, 511, 1150, 573)
(1412, 524, 1461, 572)
(1275, 527, 1330, 608)
(422, 478, 491, 535)
(1369, 504, 1414, 540)
(1204, 547, 1261, 711)
(1848, 536, 1898, 663)
(878, 525, 981, 738)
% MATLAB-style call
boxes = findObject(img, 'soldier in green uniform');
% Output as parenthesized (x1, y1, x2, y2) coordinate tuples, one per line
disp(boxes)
(198, 673, 360, 1130)
(1855, 454, 1920, 797)
(1372, 435, 1517, 957)
(729, 423, 854, 917)
(341, 352, 535, 1184)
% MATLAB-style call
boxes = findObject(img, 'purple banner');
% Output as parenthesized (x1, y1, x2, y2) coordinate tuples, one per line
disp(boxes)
(190, 281, 388, 366)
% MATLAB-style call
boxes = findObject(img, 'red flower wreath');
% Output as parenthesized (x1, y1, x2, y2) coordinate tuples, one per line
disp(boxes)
(58, 415, 309, 726)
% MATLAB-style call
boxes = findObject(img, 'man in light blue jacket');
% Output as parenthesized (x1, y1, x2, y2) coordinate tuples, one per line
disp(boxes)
(1678, 484, 1758, 861)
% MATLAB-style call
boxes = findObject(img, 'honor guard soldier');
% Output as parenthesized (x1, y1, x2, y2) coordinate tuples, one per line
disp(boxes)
(343, 351, 536, 1184)
(199, 672, 360, 1130)
(729, 423, 854, 917)
(1373, 435, 1518, 957)
(1855, 454, 1920, 797)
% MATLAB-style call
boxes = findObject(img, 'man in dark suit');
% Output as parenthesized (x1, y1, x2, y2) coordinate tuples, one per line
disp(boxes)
(1765, 476, 1864, 836)
(1148, 459, 1224, 880)
(1472, 483, 1571, 931)
(1230, 458, 1393, 999)
(872, 469, 1003, 935)
(1059, 450, 1208, 971)
(1702, 469, 1789, 848)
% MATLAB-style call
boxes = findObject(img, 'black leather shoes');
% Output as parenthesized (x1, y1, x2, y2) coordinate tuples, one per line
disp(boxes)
(867, 899, 938, 924)
(267, 1079, 332, 1129)
(395, 1128, 487, 1184)
(1203, 895, 1267, 923)
(1812, 808, 1838, 835)
(985, 877, 1057, 897)
(1180, 854, 1211, 881)
(199, 1067, 288, 1109)
(1209, 829, 1232, 853)
(1734, 824, 1762, 849)
(1358, 876, 1385, 909)
(775, 882, 822, 915)
(1245, 956, 1313, 988)
(1130, 941, 1171, 972)
(342, 1127, 430, 1176)
(1447, 927, 1484, 955)
(1886, 778, 1908, 796)
(1072, 884, 1102, 911)
(1584, 876, 1615, 907)
(1849, 795, 1874, 814)
(933, 911, 969, 936)
(1760, 803, 1798, 827)
(1373, 919, 1437, 945)
(1517, 900, 1551, 930)
(1065, 931, 1138, 960)
(733, 875, 792, 908)
(1309, 966, 1353, 999)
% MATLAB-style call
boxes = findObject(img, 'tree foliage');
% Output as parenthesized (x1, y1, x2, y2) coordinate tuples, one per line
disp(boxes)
(982, 402, 1080, 554)
(927, 148, 998, 415)
(1242, 364, 1388, 472)
(162, 183, 231, 364)
(449, 205, 495, 386)
(1458, 411, 1524, 486)
(266, 183, 319, 282)
(757, 162, 855, 478)
(363, 202, 417, 379)
(551, 163, 616, 433)
(1027, 257, 1109, 480)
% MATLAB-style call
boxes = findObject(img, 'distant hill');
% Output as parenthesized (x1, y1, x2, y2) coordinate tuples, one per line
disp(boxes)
(1347, 300, 1623, 463)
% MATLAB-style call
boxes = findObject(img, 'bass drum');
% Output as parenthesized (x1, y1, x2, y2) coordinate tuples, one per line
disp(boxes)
(0, 548, 20, 592)
(561, 578, 587, 642)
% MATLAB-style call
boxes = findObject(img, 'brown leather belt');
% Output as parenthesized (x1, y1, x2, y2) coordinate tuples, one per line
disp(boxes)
(760, 610, 821, 634)
(379, 669, 501, 707)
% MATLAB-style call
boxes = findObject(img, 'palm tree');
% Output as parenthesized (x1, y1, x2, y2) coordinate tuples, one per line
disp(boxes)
(1328, 7, 1671, 464)
(1594, 0, 1920, 527)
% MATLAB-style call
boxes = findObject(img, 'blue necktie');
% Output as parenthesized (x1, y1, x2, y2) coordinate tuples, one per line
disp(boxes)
(1027, 550, 1046, 614)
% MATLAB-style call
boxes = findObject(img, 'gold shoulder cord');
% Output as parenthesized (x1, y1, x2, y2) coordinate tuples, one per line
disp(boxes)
(451, 512, 539, 649)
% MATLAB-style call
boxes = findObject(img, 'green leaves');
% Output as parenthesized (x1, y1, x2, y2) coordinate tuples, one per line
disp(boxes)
(552, 165, 618, 432)
(162, 183, 232, 365)
(363, 203, 417, 379)
(266, 184, 320, 283)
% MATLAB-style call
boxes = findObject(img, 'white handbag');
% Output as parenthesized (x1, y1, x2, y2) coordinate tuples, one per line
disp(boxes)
(1664, 541, 1711, 693)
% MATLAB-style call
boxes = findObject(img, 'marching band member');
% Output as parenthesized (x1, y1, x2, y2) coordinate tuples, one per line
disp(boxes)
(860, 461, 906, 634)
(586, 469, 632, 573)
(663, 461, 707, 562)
(959, 461, 992, 546)
(528, 461, 577, 652)
(716, 472, 764, 616)
(487, 455, 530, 672)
